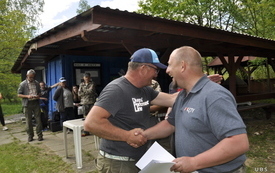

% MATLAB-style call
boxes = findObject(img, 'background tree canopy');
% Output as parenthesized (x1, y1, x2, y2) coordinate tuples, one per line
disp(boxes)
(76, 0, 91, 14)
(138, 0, 275, 80)
(138, 0, 274, 39)
(0, 0, 44, 102)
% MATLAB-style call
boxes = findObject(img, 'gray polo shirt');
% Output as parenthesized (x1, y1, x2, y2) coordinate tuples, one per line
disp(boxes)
(167, 75, 247, 172)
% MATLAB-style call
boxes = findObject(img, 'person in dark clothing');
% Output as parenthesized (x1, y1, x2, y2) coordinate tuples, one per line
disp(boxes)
(39, 81, 59, 130)
(0, 93, 8, 131)
(72, 85, 81, 119)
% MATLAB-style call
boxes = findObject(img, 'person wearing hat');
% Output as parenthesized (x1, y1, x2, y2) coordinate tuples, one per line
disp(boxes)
(84, 48, 177, 173)
(53, 77, 74, 129)
(18, 69, 43, 142)
(78, 72, 97, 136)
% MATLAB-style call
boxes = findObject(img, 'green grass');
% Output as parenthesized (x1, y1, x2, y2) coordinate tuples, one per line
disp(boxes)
(0, 140, 74, 173)
(1, 102, 22, 116)
(1, 105, 274, 173)
(241, 110, 275, 173)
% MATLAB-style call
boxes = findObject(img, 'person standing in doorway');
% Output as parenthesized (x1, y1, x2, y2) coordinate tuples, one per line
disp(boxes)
(18, 69, 43, 142)
(78, 73, 97, 136)
(0, 93, 8, 131)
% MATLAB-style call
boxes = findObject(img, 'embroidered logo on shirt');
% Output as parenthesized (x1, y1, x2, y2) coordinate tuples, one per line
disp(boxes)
(132, 98, 149, 112)
(184, 107, 195, 113)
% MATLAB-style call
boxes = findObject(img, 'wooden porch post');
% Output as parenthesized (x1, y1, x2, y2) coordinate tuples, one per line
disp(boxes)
(218, 55, 243, 98)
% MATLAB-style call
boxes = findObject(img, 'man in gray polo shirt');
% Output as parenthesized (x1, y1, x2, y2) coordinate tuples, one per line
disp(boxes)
(141, 46, 249, 173)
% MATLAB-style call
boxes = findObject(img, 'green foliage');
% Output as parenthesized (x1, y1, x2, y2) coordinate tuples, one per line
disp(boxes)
(138, 0, 179, 19)
(0, 73, 21, 102)
(0, 0, 44, 102)
(5, 0, 44, 37)
(237, 0, 275, 39)
(76, 0, 91, 14)
(138, 0, 243, 31)
(0, 1, 29, 61)
(138, 0, 275, 82)
(251, 65, 275, 80)
(137, 0, 275, 39)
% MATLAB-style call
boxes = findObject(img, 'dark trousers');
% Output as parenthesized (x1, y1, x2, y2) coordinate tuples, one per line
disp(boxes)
(60, 107, 74, 127)
(73, 105, 83, 119)
(24, 100, 42, 138)
(0, 104, 5, 126)
(40, 106, 48, 129)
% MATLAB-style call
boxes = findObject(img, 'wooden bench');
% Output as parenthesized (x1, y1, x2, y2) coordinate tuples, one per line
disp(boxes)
(237, 102, 275, 119)
(236, 92, 275, 119)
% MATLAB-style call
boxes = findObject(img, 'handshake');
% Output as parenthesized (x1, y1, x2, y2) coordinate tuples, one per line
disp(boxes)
(126, 128, 148, 148)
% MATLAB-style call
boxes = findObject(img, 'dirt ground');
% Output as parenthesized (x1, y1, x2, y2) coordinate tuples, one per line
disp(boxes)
(240, 109, 275, 173)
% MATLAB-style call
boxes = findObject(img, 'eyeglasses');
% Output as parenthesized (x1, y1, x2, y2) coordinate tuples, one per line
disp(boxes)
(144, 64, 160, 74)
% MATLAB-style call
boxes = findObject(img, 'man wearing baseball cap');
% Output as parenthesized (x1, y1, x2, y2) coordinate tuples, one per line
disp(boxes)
(84, 48, 174, 173)
(84, 48, 222, 173)
(130, 48, 168, 69)
(53, 77, 74, 129)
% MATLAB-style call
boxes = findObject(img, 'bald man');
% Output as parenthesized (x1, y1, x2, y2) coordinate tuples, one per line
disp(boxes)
(141, 46, 249, 173)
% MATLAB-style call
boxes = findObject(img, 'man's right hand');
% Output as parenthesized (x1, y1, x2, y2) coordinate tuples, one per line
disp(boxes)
(126, 128, 147, 148)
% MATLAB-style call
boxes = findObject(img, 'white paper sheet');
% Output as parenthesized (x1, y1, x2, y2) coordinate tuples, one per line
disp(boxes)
(138, 160, 175, 173)
(136, 141, 176, 173)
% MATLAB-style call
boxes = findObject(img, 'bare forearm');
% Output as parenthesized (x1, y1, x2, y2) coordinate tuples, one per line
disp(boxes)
(171, 134, 249, 172)
(144, 120, 175, 140)
(50, 82, 60, 88)
(18, 94, 38, 99)
(192, 134, 249, 170)
(85, 118, 128, 141)
(84, 106, 147, 147)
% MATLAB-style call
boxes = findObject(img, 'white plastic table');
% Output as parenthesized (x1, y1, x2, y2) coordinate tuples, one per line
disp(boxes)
(63, 119, 84, 169)
(63, 118, 100, 169)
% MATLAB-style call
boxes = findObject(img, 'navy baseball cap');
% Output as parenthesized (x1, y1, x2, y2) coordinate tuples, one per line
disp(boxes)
(130, 48, 167, 69)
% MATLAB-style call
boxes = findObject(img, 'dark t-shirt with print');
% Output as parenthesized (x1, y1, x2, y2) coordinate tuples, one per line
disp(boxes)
(95, 76, 158, 160)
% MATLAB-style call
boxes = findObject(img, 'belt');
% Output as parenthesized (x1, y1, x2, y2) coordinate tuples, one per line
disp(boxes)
(99, 150, 135, 161)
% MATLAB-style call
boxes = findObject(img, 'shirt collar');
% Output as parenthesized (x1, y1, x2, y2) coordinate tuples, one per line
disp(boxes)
(189, 75, 210, 94)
